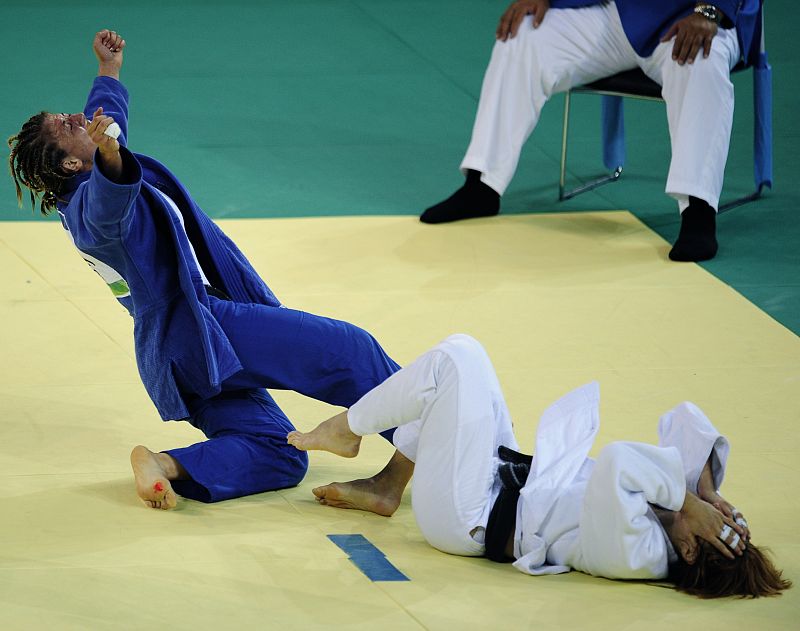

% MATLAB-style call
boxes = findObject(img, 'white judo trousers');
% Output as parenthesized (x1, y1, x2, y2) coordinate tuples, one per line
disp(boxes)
(461, 1, 741, 212)
(347, 334, 518, 556)
(348, 334, 731, 579)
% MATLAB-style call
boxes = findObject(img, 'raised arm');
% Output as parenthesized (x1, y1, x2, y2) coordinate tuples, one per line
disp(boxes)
(84, 30, 130, 145)
(95, 29, 125, 80)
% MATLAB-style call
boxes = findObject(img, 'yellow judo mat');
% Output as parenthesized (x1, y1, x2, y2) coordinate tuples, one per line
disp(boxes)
(0, 212, 797, 630)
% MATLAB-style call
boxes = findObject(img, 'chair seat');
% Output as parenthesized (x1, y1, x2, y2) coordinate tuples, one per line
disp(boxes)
(577, 68, 662, 99)
(576, 61, 748, 99)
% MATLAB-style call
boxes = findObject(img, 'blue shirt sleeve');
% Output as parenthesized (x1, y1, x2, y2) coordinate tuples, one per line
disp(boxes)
(83, 76, 130, 147)
(78, 147, 142, 240)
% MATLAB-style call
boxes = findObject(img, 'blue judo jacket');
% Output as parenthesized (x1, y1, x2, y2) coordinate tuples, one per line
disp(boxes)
(551, 0, 763, 65)
(57, 76, 281, 421)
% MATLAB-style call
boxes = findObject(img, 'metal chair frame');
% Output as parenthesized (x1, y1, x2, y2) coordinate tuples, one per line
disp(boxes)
(558, 70, 763, 213)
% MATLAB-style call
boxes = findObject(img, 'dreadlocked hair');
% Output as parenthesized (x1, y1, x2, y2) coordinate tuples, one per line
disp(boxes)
(669, 541, 792, 599)
(8, 112, 71, 215)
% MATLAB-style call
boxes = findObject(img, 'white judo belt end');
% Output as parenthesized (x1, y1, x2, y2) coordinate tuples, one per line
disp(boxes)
(104, 122, 121, 139)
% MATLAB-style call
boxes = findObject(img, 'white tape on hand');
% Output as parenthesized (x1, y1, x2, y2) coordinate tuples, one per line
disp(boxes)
(104, 122, 121, 139)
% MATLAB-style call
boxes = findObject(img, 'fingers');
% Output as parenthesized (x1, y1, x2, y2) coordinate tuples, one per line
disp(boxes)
(661, 23, 678, 43)
(667, 17, 717, 65)
(86, 108, 106, 135)
(709, 530, 736, 559)
(712, 499, 733, 520)
(532, 4, 547, 28)
(672, 31, 703, 64)
(496, 5, 517, 41)
(717, 516, 747, 557)
(102, 30, 124, 53)
(732, 507, 751, 541)
(496, 1, 546, 41)
(97, 29, 124, 53)
(87, 114, 120, 152)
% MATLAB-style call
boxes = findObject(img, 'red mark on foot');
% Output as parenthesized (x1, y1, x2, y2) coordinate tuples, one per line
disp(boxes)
(153, 482, 164, 493)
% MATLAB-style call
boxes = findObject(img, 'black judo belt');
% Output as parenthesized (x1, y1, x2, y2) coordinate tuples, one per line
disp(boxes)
(204, 285, 232, 301)
(484, 445, 532, 563)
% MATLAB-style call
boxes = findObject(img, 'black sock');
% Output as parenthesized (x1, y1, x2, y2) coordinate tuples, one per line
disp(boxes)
(420, 170, 500, 224)
(669, 197, 718, 262)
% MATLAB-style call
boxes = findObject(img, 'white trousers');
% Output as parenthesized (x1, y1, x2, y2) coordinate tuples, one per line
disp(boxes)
(348, 334, 518, 556)
(461, 1, 740, 212)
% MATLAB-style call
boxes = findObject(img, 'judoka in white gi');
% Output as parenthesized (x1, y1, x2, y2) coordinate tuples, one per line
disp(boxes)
(288, 335, 790, 598)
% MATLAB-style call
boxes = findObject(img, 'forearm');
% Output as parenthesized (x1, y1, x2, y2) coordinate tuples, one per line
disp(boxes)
(96, 149, 124, 183)
(98, 61, 120, 81)
(696, 454, 716, 497)
(93, 30, 125, 82)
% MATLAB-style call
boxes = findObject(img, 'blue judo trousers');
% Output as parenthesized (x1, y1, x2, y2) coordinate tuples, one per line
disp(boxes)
(169, 298, 400, 502)
(57, 76, 399, 503)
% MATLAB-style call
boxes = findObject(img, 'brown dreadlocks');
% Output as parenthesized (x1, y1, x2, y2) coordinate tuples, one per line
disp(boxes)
(7, 112, 71, 215)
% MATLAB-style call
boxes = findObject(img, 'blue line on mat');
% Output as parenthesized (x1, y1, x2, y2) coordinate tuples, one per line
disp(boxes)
(327, 534, 409, 582)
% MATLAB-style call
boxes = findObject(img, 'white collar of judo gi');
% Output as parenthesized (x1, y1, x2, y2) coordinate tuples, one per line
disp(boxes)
(513, 381, 600, 576)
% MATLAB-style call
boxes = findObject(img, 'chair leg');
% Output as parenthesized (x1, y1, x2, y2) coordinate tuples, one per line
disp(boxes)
(559, 91, 571, 201)
(560, 167, 623, 200)
(559, 90, 624, 201)
(718, 189, 764, 213)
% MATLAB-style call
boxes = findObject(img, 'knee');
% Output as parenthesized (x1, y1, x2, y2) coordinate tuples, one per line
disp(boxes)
(662, 46, 734, 90)
(282, 447, 309, 487)
(443, 334, 490, 362)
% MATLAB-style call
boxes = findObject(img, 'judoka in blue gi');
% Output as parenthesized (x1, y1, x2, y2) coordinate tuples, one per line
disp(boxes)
(7, 30, 415, 510)
(420, 0, 766, 262)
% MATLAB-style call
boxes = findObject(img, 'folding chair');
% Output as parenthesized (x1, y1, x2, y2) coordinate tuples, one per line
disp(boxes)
(558, 5, 771, 213)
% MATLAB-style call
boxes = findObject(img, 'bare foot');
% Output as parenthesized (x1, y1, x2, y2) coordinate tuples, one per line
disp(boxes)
(287, 411, 361, 458)
(312, 449, 415, 517)
(313, 479, 401, 517)
(130, 445, 178, 510)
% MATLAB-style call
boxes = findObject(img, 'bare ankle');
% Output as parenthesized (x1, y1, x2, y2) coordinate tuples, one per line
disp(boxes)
(154, 452, 186, 480)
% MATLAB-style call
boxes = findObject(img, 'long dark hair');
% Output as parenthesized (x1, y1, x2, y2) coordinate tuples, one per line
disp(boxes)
(8, 112, 70, 214)
(668, 541, 791, 598)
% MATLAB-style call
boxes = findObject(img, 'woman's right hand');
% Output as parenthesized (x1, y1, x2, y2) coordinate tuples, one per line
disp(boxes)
(680, 492, 747, 561)
(696, 457, 750, 540)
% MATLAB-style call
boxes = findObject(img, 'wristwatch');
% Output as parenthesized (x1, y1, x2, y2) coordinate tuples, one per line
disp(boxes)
(694, 4, 723, 24)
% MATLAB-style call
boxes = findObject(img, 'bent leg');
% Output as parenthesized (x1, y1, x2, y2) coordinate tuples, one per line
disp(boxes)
(639, 29, 740, 261)
(422, 5, 636, 224)
(352, 334, 518, 554)
(462, 5, 636, 195)
(642, 29, 740, 211)
(167, 389, 308, 503)
(311, 450, 415, 517)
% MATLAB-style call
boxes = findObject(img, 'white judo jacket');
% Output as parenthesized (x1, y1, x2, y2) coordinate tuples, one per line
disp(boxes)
(513, 383, 730, 579)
